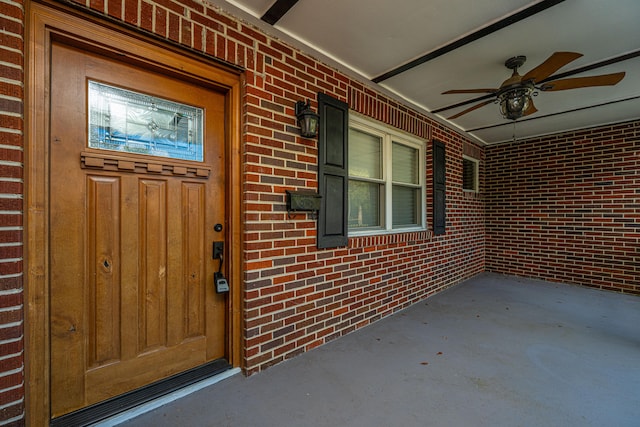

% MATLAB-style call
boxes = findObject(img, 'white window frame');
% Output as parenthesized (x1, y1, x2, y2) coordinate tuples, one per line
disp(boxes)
(462, 155, 479, 193)
(348, 114, 426, 236)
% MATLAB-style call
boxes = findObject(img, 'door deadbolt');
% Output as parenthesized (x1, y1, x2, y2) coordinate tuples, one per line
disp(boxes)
(213, 241, 224, 260)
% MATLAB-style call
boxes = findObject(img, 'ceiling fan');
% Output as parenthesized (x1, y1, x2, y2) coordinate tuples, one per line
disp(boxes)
(442, 52, 625, 120)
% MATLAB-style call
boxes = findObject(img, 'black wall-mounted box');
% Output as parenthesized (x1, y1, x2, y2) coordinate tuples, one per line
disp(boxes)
(286, 190, 322, 212)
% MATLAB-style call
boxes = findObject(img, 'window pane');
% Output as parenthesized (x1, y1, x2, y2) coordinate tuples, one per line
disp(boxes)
(348, 180, 381, 228)
(392, 142, 418, 184)
(349, 128, 382, 179)
(88, 81, 204, 161)
(392, 185, 418, 227)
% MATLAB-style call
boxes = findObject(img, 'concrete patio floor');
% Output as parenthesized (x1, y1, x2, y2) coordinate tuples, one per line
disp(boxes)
(117, 273, 640, 426)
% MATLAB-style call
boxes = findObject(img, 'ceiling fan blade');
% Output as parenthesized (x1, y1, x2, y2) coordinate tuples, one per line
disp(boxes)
(523, 99, 538, 116)
(522, 52, 583, 83)
(446, 99, 494, 120)
(442, 89, 498, 95)
(540, 72, 626, 91)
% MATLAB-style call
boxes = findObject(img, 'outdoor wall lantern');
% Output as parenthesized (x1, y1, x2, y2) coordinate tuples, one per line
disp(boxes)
(295, 100, 319, 138)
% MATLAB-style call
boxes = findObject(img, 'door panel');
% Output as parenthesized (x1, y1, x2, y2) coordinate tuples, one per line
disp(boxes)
(49, 41, 227, 417)
(87, 175, 121, 367)
(138, 178, 168, 352)
(182, 182, 207, 338)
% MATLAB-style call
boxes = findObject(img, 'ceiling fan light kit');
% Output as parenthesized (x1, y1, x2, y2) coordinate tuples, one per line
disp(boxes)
(497, 87, 532, 120)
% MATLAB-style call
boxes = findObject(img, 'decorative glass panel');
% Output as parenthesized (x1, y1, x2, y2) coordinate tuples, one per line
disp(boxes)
(392, 142, 418, 184)
(88, 81, 204, 162)
(349, 128, 381, 179)
(348, 180, 381, 228)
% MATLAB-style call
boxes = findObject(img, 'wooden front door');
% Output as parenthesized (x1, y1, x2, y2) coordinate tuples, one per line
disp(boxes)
(49, 41, 228, 417)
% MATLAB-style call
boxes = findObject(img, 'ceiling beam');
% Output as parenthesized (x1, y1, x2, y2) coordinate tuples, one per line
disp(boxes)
(431, 94, 494, 115)
(466, 95, 640, 133)
(261, 0, 300, 25)
(372, 0, 566, 84)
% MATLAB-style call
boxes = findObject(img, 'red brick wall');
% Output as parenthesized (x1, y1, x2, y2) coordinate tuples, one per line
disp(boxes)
(1, 0, 486, 423)
(239, 46, 485, 373)
(0, 0, 26, 424)
(485, 120, 640, 294)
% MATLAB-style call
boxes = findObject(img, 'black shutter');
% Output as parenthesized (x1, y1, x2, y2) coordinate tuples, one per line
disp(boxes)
(317, 93, 349, 249)
(433, 140, 446, 235)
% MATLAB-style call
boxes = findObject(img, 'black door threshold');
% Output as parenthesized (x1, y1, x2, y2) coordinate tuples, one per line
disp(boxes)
(51, 358, 232, 427)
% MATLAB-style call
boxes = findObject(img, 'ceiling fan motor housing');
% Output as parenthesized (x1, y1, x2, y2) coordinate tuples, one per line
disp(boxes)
(498, 56, 533, 120)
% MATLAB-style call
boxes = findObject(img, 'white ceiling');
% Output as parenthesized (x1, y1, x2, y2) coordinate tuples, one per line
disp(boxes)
(212, 0, 640, 145)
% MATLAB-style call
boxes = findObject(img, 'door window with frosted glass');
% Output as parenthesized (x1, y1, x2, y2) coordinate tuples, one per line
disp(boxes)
(88, 81, 204, 162)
